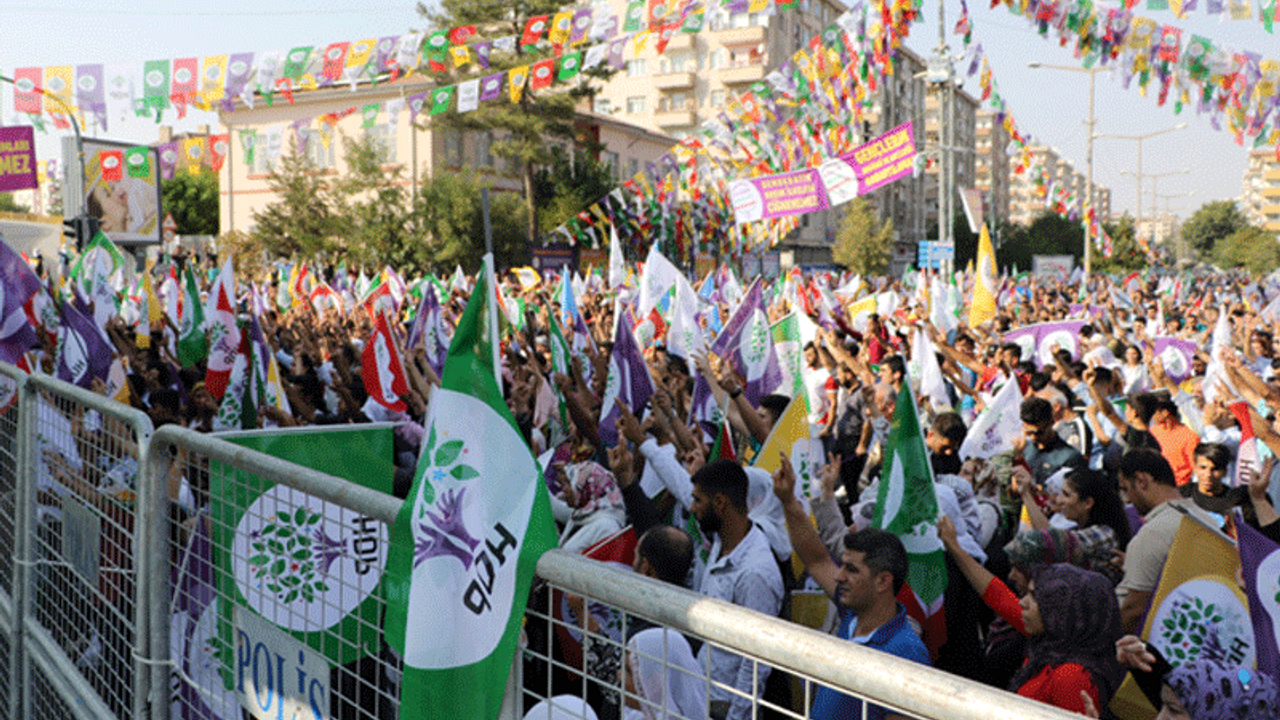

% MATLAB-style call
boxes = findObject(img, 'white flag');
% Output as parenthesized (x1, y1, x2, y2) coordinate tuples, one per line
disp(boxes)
(959, 374, 1023, 460)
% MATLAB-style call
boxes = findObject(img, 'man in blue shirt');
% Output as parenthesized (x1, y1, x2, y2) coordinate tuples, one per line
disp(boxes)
(773, 455, 931, 720)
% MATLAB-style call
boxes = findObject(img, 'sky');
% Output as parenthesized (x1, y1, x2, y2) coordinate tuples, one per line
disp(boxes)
(1, 0, 1276, 223)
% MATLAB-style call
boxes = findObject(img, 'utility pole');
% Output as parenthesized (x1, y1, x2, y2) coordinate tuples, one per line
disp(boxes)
(928, 0, 955, 276)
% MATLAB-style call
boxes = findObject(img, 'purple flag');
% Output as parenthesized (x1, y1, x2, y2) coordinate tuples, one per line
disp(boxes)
(75, 64, 106, 125)
(569, 9, 593, 44)
(608, 39, 627, 70)
(597, 310, 654, 448)
(0, 241, 41, 364)
(1237, 517, 1280, 677)
(474, 41, 492, 69)
(1153, 336, 1197, 383)
(56, 300, 113, 389)
(223, 52, 255, 103)
(158, 141, 180, 180)
(406, 92, 428, 116)
(709, 279, 782, 405)
(375, 36, 399, 74)
(172, 517, 238, 718)
(408, 284, 449, 377)
(479, 73, 505, 103)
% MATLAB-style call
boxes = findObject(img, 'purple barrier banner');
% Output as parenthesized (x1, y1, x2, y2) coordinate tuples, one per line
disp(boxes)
(728, 167, 828, 224)
(0, 126, 37, 192)
(841, 121, 916, 194)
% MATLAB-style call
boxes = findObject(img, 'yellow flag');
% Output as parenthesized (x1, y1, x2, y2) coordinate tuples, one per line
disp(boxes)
(751, 395, 822, 496)
(137, 272, 164, 348)
(43, 65, 76, 112)
(181, 136, 207, 174)
(968, 224, 996, 327)
(347, 39, 376, 70)
(1110, 517, 1243, 720)
(449, 45, 471, 68)
(548, 11, 573, 46)
(199, 55, 228, 109)
(846, 295, 878, 324)
(509, 65, 529, 103)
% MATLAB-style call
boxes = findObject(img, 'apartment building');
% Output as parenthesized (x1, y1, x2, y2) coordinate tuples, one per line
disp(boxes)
(974, 109, 1009, 227)
(922, 86, 978, 235)
(215, 79, 675, 235)
(1242, 147, 1280, 236)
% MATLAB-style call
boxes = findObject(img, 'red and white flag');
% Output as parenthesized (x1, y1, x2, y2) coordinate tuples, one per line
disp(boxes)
(204, 259, 240, 401)
(362, 312, 408, 412)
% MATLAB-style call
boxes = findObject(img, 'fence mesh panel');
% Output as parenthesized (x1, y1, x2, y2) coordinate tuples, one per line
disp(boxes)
(165, 440, 402, 720)
(25, 378, 148, 720)
(0, 366, 20, 716)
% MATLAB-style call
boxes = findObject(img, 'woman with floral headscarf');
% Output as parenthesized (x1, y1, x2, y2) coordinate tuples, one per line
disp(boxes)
(1087, 635, 1280, 720)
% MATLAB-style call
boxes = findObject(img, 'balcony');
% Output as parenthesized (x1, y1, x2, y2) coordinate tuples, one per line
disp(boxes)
(713, 25, 766, 46)
(664, 33, 692, 51)
(653, 72, 695, 90)
(654, 109, 696, 127)
(719, 64, 765, 84)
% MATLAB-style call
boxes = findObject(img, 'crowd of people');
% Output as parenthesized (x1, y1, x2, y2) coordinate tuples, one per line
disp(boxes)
(12, 243, 1280, 720)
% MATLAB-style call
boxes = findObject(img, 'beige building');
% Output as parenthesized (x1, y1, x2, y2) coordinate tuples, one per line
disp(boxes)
(214, 79, 676, 236)
(1242, 147, 1280, 235)
(974, 109, 1009, 226)
(923, 86, 977, 235)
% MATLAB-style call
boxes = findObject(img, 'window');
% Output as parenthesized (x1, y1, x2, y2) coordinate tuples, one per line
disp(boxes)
(731, 12, 749, 28)
(476, 131, 493, 168)
(252, 133, 274, 174)
(603, 151, 620, 182)
(593, 97, 612, 114)
(441, 129, 462, 167)
(709, 89, 725, 108)
(668, 53, 688, 73)
(626, 96, 647, 114)
(626, 59, 647, 77)
(364, 124, 397, 164)
(708, 50, 723, 70)
(628, 158, 640, 178)
(305, 134, 335, 169)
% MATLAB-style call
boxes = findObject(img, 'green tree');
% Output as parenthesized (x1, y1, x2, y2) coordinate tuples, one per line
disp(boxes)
(1181, 200, 1248, 259)
(532, 148, 617, 236)
(161, 171, 219, 235)
(331, 133, 415, 270)
(1094, 214, 1146, 273)
(248, 140, 347, 260)
(425, 0, 617, 246)
(0, 192, 28, 213)
(832, 197, 893, 274)
(1213, 225, 1280, 276)
(996, 211, 1083, 271)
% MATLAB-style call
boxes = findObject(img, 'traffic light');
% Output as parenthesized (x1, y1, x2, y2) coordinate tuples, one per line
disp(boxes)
(60, 215, 101, 251)
(62, 215, 83, 251)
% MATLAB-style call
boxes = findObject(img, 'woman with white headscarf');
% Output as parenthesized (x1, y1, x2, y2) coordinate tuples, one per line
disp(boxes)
(623, 628, 708, 720)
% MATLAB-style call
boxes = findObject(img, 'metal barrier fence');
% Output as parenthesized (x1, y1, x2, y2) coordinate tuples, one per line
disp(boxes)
(1, 364, 1080, 720)
(0, 361, 24, 718)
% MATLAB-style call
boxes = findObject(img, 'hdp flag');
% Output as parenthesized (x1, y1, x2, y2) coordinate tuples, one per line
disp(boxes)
(204, 259, 240, 401)
(176, 266, 208, 367)
(968, 224, 996, 327)
(1238, 517, 1280, 678)
(0, 238, 42, 364)
(1112, 516, 1255, 718)
(385, 258, 557, 720)
(752, 395, 822, 497)
(710, 279, 783, 406)
(597, 309, 655, 448)
(55, 300, 114, 389)
(362, 311, 409, 412)
(873, 383, 947, 657)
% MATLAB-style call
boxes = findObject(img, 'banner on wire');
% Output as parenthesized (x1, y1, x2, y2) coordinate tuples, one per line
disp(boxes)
(728, 168, 829, 224)
(841, 121, 916, 195)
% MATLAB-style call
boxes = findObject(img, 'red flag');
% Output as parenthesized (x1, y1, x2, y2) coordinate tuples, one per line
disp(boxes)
(530, 58, 556, 90)
(361, 312, 409, 412)
(522, 15, 550, 46)
(448, 25, 477, 44)
(322, 42, 350, 81)
(100, 150, 124, 181)
(275, 78, 294, 105)
(171, 57, 199, 103)
(362, 281, 395, 318)
(13, 67, 42, 114)
(208, 134, 229, 172)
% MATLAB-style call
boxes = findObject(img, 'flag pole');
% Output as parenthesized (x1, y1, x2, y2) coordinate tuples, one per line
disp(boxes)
(484, 251, 501, 390)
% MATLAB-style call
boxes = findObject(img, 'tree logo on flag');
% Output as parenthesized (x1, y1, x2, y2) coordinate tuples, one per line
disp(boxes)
(231, 485, 387, 632)
(77, 74, 96, 92)
(742, 309, 770, 376)
(174, 67, 192, 84)
(1150, 579, 1254, 667)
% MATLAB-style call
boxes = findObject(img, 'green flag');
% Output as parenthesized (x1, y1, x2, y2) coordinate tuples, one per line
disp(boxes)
(125, 146, 152, 178)
(69, 230, 126, 291)
(546, 314, 572, 443)
(557, 51, 583, 81)
(176, 266, 208, 367)
(282, 46, 314, 79)
(385, 260, 557, 720)
(770, 313, 806, 408)
(872, 383, 947, 652)
(429, 85, 454, 115)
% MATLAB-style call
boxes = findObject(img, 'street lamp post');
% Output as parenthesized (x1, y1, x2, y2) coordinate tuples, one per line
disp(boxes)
(1095, 123, 1188, 243)
(1027, 62, 1106, 281)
